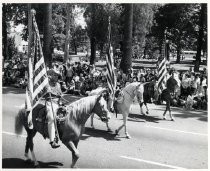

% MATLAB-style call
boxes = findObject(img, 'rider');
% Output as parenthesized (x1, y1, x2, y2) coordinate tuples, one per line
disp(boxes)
(44, 68, 63, 149)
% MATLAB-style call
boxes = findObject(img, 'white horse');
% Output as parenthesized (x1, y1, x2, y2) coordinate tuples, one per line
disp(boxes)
(114, 82, 142, 139)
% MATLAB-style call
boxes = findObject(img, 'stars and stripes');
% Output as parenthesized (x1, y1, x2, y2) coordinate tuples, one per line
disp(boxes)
(157, 39, 167, 91)
(106, 17, 116, 98)
(26, 10, 50, 109)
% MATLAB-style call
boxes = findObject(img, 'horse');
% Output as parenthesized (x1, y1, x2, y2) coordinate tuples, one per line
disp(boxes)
(114, 82, 142, 139)
(15, 91, 110, 168)
(88, 87, 113, 132)
(139, 80, 159, 116)
(159, 76, 180, 121)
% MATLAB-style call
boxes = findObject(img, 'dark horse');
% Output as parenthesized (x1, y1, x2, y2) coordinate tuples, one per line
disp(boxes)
(15, 91, 110, 168)
(139, 80, 159, 115)
(140, 77, 179, 121)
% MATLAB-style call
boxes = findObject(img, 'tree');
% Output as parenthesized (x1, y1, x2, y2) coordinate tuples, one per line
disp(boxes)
(151, 4, 193, 62)
(42, 4, 53, 68)
(120, 4, 133, 73)
(2, 3, 28, 59)
(194, 4, 207, 72)
(64, 4, 72, 63)
(84, 3, 122, 63)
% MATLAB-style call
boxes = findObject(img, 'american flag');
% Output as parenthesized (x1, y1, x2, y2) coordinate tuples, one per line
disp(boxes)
(106, 17, 116, 98)
(25, 10, 50, 109)
(157, 39, 167, 91)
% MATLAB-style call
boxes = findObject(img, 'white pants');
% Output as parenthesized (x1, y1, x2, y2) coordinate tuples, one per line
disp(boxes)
(137, 84, 144, 103)
(46, 101, 59, 142)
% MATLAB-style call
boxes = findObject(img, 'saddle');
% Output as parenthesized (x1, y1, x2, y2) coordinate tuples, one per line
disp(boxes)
(32, 103, 67, 139)
(115, 90, 124, 103)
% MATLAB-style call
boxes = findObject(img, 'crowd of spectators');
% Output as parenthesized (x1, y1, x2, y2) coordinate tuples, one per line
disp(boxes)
(51, 59, 207, 110)
(3, 56, 207, 111)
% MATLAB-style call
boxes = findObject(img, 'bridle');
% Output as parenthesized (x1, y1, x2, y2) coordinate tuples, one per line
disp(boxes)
(123, 83, 139, 100)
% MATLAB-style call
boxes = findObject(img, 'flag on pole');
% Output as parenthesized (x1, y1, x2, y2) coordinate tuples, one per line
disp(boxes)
(26, 9, 50, 110)
(106, 17, 116, 98)
(157, 33, 167, 91)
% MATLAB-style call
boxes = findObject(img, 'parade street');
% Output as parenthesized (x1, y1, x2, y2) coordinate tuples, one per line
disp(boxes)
(2, 86, 208, 169)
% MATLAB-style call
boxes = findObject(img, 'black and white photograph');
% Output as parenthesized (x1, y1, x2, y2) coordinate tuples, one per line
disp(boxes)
(1, 3, 208, 169)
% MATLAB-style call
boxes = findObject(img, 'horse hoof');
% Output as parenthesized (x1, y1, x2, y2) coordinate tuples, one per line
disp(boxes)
(146, 111, 149, 115)
(163, 117, 166, 120)
(25, 159, 32, 164)
(91, 126, 95, 129)
(107, 128, 112, 133)
(126, 135, 131, 139)
(115, 130, 119, 135)
(34, 162, 40, 168)
(171, 118, 175, 121)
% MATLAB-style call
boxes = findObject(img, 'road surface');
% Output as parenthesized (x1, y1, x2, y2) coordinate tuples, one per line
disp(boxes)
(2, 87, 208, 169)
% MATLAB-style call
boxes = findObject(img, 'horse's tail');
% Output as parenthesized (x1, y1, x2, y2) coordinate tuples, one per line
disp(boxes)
(15, 107, 26, 135)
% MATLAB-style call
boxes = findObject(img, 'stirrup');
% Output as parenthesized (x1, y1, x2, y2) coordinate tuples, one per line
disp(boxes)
(50, 141, 60, 149)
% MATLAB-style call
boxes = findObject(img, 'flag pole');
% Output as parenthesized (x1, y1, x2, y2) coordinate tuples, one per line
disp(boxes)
(31, 9, 60, 141)
(107, 16, 116, 114)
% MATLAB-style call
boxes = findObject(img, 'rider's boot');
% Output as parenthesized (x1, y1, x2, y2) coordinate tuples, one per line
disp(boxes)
(48, 121, 60, 149)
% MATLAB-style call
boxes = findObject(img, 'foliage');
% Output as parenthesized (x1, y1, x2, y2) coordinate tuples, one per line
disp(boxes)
(150, 3, 207, 63)
(7, 36, 18, 59)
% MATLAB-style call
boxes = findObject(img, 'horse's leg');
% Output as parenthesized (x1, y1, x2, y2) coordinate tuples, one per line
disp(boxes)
(144, 102, 149, 115)
(124, 113, 131, 139)
(90, 113, 95, 129)
(115, 123, 124, 135)
(168, 102, 175, 121)
(106, 122, 112, 132)
(24, 129, 32, 163)
(64, 140, 79, 168)
(27, 129, 39, 167)
(140, 102, 145, 115)
(163, 102, 168, 120)
(115, 112, 126, 136)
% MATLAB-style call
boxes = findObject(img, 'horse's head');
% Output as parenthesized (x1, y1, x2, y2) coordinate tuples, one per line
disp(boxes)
(93, 91, 111, 123)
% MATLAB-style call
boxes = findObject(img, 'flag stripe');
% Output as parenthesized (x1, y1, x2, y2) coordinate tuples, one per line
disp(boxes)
(33, 78, 49, 100)
(26, 12, 50, 107)
(157, 37, 167, 91)
(34, 67, 47, 85)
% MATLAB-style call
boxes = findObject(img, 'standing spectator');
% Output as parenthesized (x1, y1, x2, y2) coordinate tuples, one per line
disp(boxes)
(181, 73, 191, 98)
(66, 63, 74, 87)
(139, 74, 146, 83)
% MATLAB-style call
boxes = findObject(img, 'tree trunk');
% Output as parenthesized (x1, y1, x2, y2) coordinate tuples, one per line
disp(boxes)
(120, 4, 133, 73)
(176, 44, 181, 63)
(194, 4, 205, 72)
(90, 4, 96, 65)
(2, 4, 8, 60)
(64, 4, 71, 63)
(99, 43, 104, 59)
(73, 39, 77, 55)
(43, 4, 52, 68)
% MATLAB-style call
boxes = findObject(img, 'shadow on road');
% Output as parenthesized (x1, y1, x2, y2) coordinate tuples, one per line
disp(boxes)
(154, 106, 207, 122)
(2, 158, 63, 168)
(3, 87, 25, 94)
(81, 127, 121, 141)
(128, 113, 162, 123)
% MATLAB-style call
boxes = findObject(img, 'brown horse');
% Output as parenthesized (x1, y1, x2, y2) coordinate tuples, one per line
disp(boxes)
(15, 92, 110, 168)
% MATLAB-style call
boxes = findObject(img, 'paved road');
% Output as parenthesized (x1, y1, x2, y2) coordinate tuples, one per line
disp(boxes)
(2, 87, 208, 169)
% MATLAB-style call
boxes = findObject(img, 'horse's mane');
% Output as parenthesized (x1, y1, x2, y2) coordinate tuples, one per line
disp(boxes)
(66, 95, 99, 121)
(88, 87, 107, 96)
(123, 82, 140, 91)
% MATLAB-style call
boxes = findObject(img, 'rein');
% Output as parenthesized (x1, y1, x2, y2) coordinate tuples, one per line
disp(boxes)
(123, 84, 139, 100)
